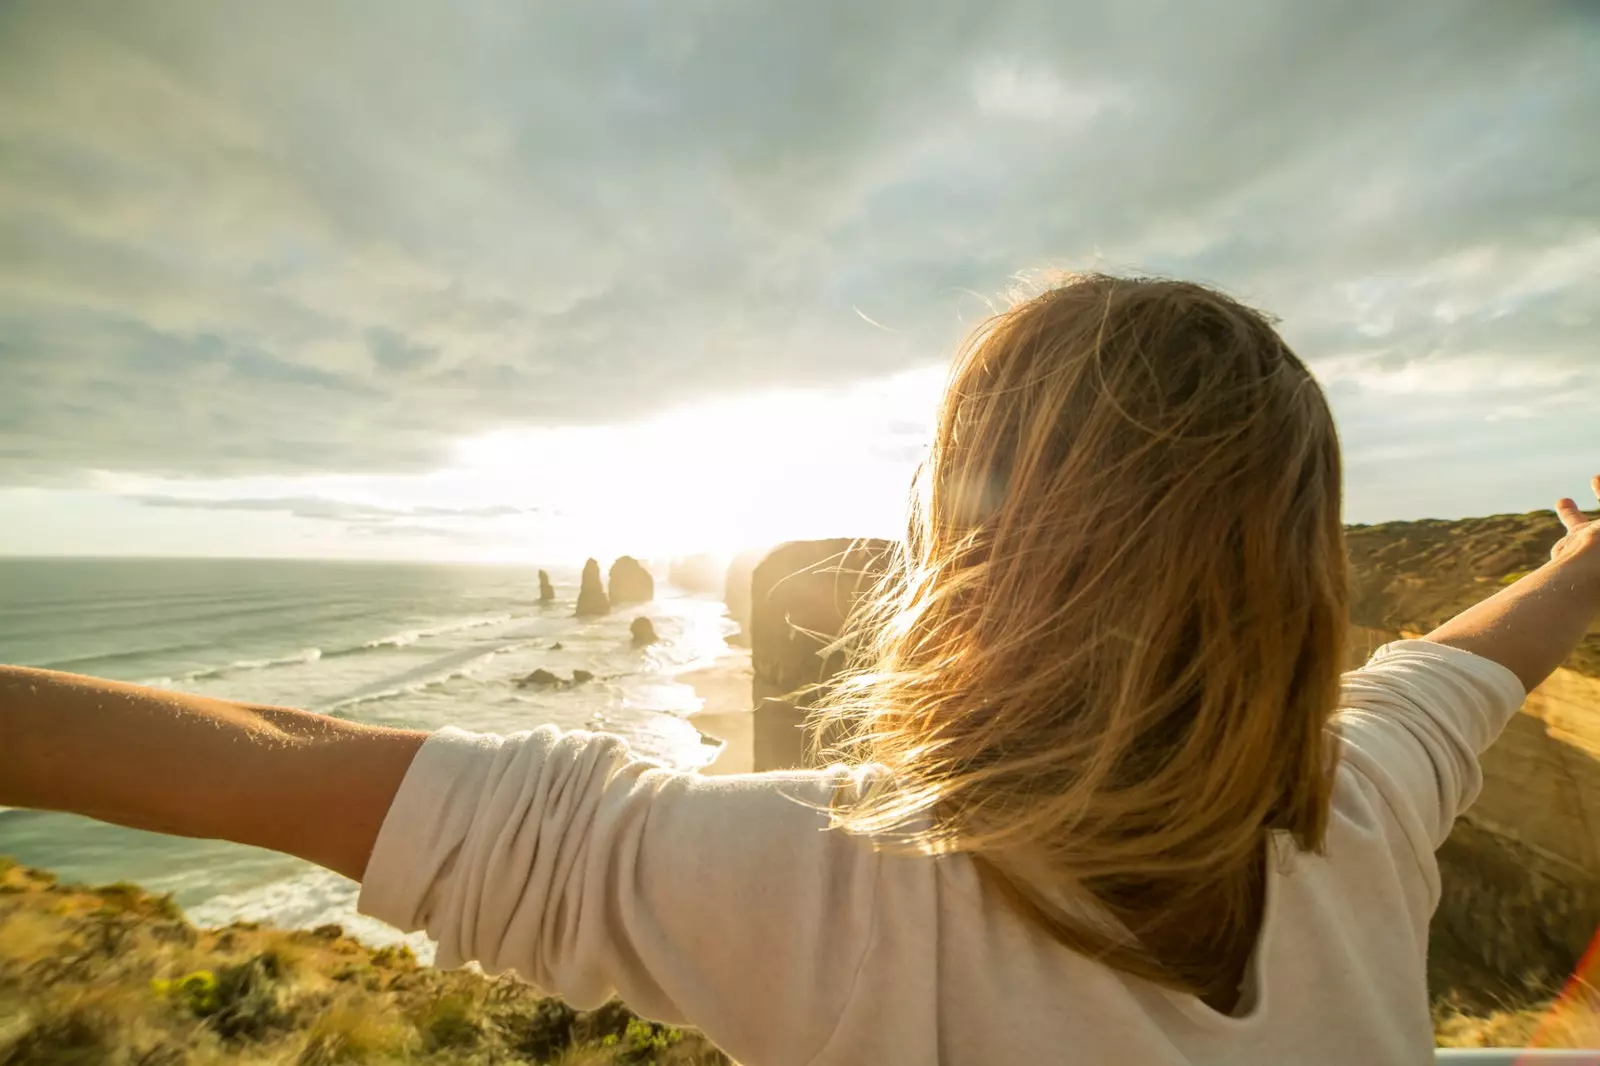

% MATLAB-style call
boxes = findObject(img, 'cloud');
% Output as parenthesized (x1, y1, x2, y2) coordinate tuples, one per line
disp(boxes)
(0, 0, 1594, 489)
(132, 494, 536, 523)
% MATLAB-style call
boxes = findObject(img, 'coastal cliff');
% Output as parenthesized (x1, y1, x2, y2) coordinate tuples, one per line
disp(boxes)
(748, 538, 894, 703)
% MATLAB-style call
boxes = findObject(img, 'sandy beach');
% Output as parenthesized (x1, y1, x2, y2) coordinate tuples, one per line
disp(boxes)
(683, 646, 756, 774)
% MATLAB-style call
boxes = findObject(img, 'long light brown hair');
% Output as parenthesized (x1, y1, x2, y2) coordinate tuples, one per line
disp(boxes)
(819, 274, 1349, 1001)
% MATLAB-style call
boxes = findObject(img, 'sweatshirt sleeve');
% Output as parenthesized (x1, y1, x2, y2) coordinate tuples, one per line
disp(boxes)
(1333, 638, 1526, 859)
(356, 725, 882, 1066)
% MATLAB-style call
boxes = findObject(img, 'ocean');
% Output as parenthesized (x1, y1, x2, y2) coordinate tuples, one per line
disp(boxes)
(0, 557, 735, 959)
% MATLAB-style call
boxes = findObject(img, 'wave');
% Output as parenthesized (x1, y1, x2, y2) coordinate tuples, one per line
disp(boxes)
(180, 647, 325, 682)
(132, 613, 522, 687)
(326, 613, 515, 656)
(37, 641, 218, 674)
(320, 643, 520, 714)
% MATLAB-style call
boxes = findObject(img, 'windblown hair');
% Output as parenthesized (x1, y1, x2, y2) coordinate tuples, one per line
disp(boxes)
(819, 274, 1349, 1001)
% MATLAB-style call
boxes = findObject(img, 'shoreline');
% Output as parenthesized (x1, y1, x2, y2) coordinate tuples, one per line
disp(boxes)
(680, 646, 756, 775)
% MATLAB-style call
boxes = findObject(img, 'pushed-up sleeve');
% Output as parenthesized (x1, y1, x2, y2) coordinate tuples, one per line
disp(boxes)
(357, 725, 883, 1066)
(1334, 638, 1526, 859)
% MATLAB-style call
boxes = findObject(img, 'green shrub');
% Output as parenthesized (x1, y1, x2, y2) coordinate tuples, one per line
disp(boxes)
(370, 944, 415, 969)
(420, 993, 481, 1051)
(153, 969, 220, 1015)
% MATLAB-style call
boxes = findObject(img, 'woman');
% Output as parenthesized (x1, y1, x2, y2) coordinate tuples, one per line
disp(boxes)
(4, 275, 1597, 1065)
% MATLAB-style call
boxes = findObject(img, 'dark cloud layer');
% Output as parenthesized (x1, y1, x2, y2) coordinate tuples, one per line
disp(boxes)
(133, 494, 535, 522)
(0, 0, 1594, 483)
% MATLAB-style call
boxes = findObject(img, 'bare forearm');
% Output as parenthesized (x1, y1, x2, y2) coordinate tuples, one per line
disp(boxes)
(0, 667, 427, 880)
(1424, 559, 1599, 693)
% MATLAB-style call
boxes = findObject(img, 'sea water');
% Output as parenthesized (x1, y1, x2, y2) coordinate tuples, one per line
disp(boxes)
(0, 557, 735, 959)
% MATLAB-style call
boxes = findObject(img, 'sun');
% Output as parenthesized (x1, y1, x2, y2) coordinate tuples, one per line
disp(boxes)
(449, 367, 945, 560)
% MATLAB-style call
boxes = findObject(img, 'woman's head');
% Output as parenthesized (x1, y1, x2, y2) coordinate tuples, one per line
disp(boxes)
(824, 273, 1348, 997)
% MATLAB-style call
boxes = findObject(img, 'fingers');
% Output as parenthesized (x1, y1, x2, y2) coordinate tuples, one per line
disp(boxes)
(1592, 474, 1600, 505)
(1557, 497, 1590, 533)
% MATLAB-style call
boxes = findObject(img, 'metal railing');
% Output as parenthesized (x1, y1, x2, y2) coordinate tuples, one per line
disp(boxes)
(1436, 1051, 1599, 1064)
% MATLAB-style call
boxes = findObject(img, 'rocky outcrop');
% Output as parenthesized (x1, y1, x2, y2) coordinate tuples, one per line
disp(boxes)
(749, 538, 895, 703)
(724, 549, 765, 637)
(608, 556, 654, 604)
(538, 569, 556, 603)
(516, 668, 562, 688)
(669, 554, 725, 594)
(575, 559, 609, 617)
(630, 617, 659, 646)
(517, 668, 595, 690)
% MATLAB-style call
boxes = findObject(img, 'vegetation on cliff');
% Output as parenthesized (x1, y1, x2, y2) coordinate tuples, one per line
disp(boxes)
(0, 858, 727, 1065)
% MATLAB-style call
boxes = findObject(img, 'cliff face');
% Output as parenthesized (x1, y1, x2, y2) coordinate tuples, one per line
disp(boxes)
(748, 538, 894, 703)
(722, 549, 766, 640)
(1345, 512, 1600, 1001)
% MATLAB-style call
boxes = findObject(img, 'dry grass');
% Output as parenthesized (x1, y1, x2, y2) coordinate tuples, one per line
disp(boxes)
(0, 856, 731, 1065)
(1345, 510, 1600, 676)
(1434, 982, 1600, 1049)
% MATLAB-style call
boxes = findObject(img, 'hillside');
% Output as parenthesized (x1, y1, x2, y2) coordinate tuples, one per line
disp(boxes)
(0, 859, 727, 1066)
(1347, 509, 1600, 676)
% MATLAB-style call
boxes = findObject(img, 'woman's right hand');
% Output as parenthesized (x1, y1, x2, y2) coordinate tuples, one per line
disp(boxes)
(1552, 474, 1600, 593)
(1423, 475, 1600, 692)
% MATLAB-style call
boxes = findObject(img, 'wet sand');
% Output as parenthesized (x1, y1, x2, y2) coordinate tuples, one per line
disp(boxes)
(682, 648, 755, 775)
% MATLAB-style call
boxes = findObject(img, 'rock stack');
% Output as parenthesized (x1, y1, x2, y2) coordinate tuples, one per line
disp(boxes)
(608, 556, 654, 604)
(574, 559, 610, 617)
(668, 553, 724, 594)
(538, 569, 555, 603)
(630, 617, 659, 647)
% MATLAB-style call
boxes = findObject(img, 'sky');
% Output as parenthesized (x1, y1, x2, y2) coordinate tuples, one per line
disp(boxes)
(0, 1, 1596, 562)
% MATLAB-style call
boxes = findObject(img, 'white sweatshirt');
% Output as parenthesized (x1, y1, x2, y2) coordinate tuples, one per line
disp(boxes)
(358, 639, 1526, 1065)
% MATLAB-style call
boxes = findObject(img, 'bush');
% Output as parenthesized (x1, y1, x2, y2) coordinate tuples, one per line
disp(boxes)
(419, 993, 482, 1051)
(157, 953, 292, 1042)
(0, 1001, 111, 1066)
(502, 997, 578, 1061)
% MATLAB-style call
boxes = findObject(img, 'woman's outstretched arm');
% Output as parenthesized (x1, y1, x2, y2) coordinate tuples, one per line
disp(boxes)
(0, 669, 427, 880)
(1424, 475, 1600, 691)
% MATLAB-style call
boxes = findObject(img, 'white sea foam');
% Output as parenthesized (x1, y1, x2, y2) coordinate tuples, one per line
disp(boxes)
(184, 866, 436, 962)
(352, 613, 515, 652)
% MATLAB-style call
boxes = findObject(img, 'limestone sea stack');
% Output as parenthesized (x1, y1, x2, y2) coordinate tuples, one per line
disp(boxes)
(609, 556, 654, 604)
(538, 569, 555, 603)
(574, 559, 610, 617)
(668, 553, 724, 594)
(630, 617, 659, 646)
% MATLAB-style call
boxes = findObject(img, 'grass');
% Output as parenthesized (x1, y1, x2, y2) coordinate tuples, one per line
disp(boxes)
(0, 859, 731, 1065)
